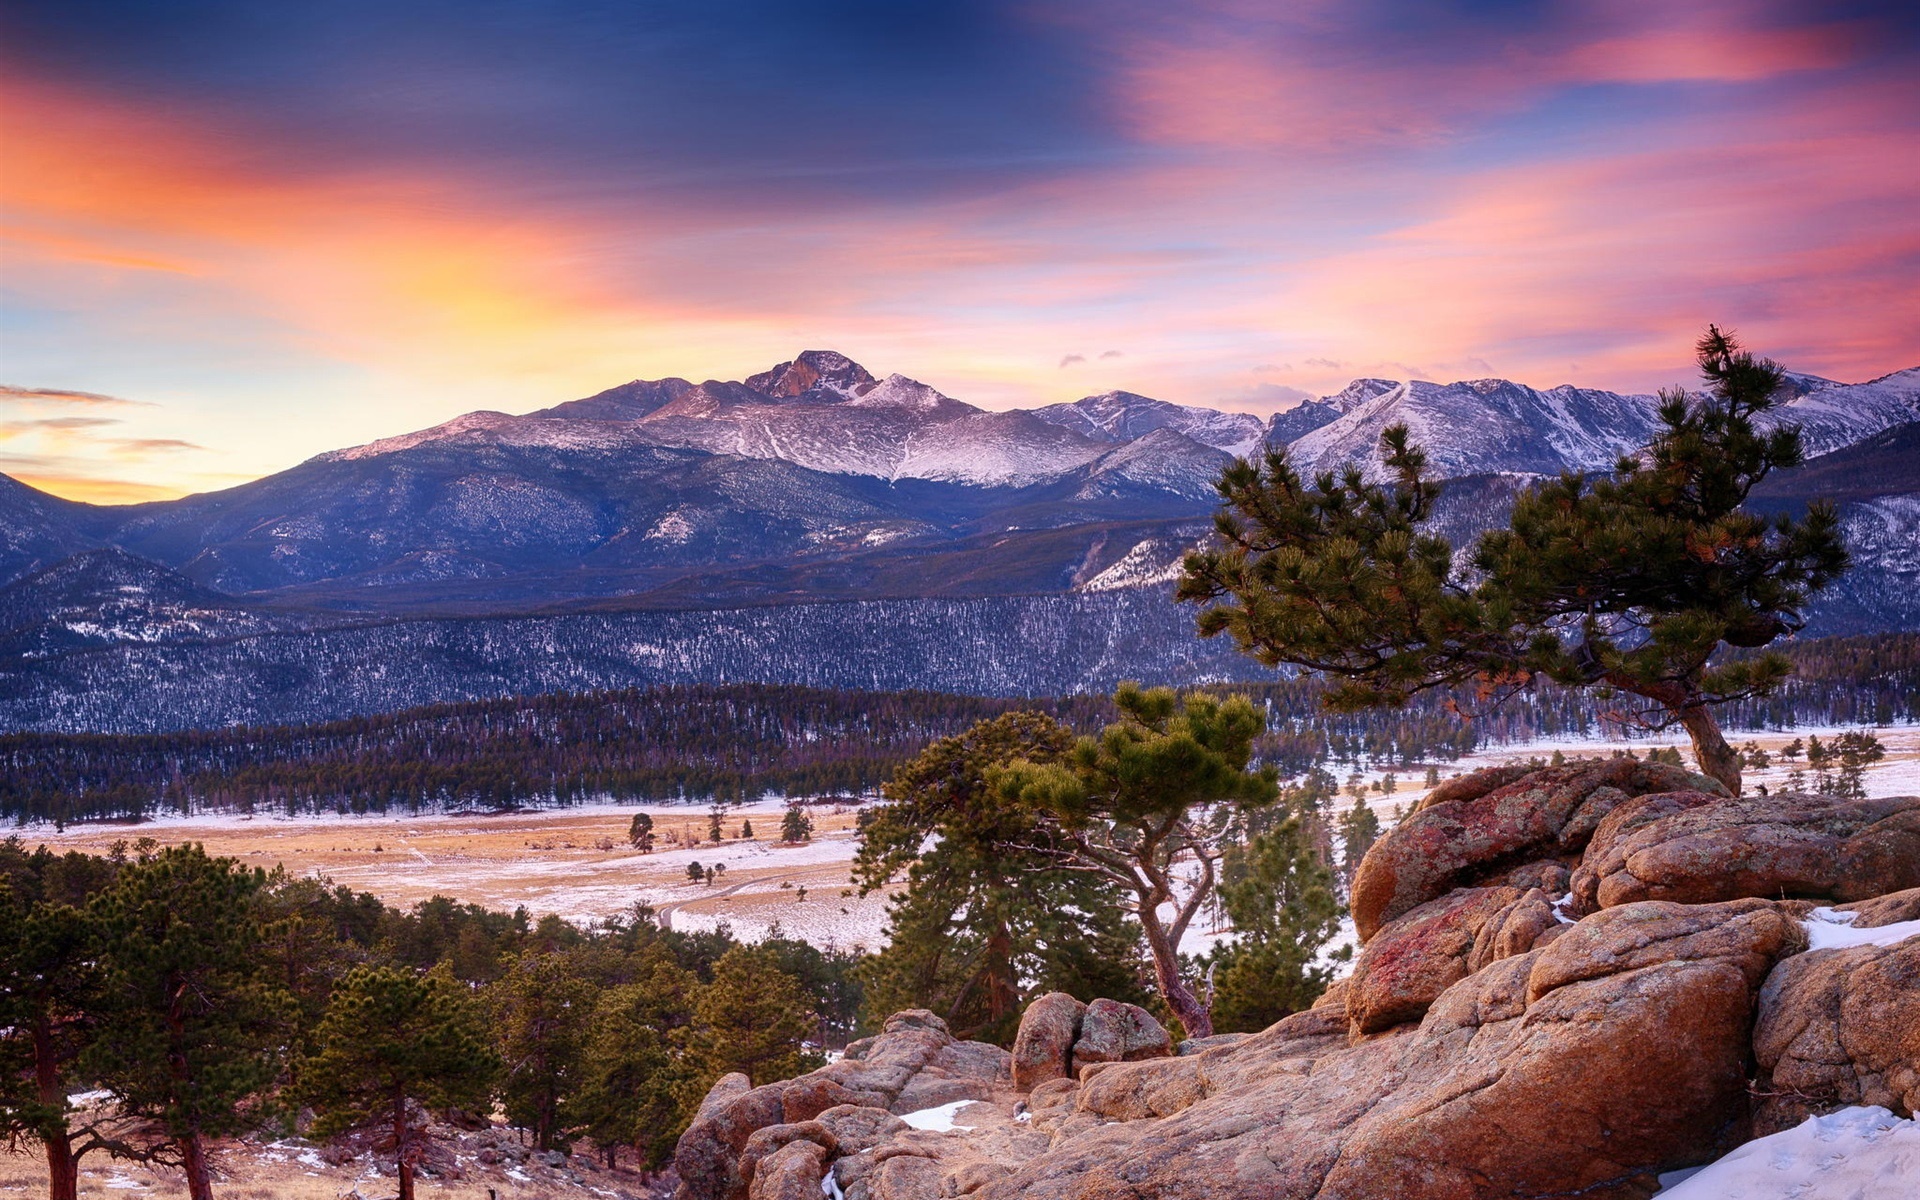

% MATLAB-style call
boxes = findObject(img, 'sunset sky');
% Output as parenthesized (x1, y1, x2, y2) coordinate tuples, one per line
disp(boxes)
(3, 0, 1917, 502)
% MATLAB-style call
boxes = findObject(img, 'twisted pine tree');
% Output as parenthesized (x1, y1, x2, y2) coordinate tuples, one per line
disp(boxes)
(1179, 328, 1849, 795)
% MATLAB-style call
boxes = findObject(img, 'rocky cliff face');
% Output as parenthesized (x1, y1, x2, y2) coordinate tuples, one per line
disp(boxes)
(672, 762, 1920, 1200)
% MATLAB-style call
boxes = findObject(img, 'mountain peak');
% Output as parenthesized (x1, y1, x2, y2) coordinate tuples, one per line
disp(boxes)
(745, 350, 876, 399)
(1324, 378, 1403, 411)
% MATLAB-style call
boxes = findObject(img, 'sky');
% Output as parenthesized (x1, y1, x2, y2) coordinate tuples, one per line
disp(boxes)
(2, 0, 1917, 503)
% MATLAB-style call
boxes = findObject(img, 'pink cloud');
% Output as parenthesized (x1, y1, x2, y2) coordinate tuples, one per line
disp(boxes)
(1113, 1, 1872, 151)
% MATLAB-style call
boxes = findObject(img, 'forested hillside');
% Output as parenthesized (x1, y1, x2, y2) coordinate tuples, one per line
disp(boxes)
(5, 633, 1911, 825)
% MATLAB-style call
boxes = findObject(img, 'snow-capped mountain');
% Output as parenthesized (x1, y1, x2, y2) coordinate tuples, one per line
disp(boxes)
(1279, 368, 1920, 480)
(1032, 391, 1266, 456)
(2, 348, 1916, 728)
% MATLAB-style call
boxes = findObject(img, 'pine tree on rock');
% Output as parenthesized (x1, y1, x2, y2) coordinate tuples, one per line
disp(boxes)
(990, 686, 1279, 1038)
(854, 712, 1151, 1043)
(298, 964, 498, 1200)
(83, 846, 290, 1200)
(1180, 327, 1849, 795)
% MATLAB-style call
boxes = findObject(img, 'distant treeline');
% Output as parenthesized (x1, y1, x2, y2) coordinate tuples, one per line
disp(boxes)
(3, 633, 1913, 825)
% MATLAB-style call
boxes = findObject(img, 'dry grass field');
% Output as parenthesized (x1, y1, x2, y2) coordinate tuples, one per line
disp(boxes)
(27, 797, 896, 947)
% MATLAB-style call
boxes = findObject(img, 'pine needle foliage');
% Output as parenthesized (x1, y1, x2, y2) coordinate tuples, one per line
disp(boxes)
(1180, 327, 1850, 793)
(298, 964, 497, 1200)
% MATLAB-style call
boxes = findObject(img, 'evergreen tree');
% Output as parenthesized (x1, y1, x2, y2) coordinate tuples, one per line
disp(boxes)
(298, 964, 497, 1200)
(628, 812, 655, 852)
(707, 806, 725, 843)
(780, 804, 812, 843)
(1180, 327, 1849, 794)
(490, 950, 596, 1152)
(0, 887, 109, 1200)
(1336, 796, 1381, 890)
(854, 712, 1149, 1042)
(682, 946, 818, 1088)
(568, 951, 699, 1170)
(85, 846, 290, 1200)
(991, 686, 1278, 1037)
(1204, 809, 1344, 1033)
(1829, 730, 1885, 800)
(739, 818, 754, 840)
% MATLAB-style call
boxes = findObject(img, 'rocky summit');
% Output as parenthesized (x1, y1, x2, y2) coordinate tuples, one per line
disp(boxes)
(672, 761, 1920, 1200)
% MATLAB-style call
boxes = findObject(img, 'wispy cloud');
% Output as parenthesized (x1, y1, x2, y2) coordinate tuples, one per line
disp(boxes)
(0, 384, 147, 406)
(0, 416, 123, 432)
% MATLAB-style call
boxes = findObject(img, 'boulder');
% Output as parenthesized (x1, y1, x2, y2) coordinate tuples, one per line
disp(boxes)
(746, 1139, 828, 1200)
(891, 1070, 994, 1114)
(1070, 998, 1173, 1075)
(1467, 887, 1562, 974)
(1414, 764, 1533, 812)
(1752, 936, 1920, 1134)
(780, 1077, 868, 1123)
(673, 1081, 786, 1200)
(1835, 885, 1920, 928)
(739, 1122, 836, 1197)
(673, 1014, 969, 1200)
(1568, 792, 1920, 915)
(1351, 758, 1719, 940)
(1345, 886, 1525, 1034)
(869, 1154, 943, 1200)
(813, 1104, 909, 1155)
(1010, 992, 1085, 1091)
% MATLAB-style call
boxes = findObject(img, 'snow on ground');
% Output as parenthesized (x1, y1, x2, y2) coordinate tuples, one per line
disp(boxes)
(1802, 908, 1920, 951)
(897, 1100, 981, 1132)
(1655, 1106, 1919, 1197)
(1442, 722, 1920, 801)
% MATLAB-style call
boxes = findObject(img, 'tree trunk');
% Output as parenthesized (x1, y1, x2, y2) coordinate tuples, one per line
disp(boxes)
(984, 912, 1018, 1024)
(1606, 673, 1743, 796)
(33, 1016, 79, 1200)
(178, 1134, 214, 1200)
(1676, 703, 1742, 796)
(1139, 915, 1211, 1039)
(44, 1139, 78, 1200)
(393, 1089, 415, 1200)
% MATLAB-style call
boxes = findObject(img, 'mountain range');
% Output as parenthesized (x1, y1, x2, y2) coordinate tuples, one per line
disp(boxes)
(3, 350, 1916, 731)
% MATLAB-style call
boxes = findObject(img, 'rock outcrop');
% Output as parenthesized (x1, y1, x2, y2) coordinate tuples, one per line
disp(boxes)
(673, 764, 1920, 1200)
(1349, 757, 1723, 940)
(1569, 792, 1920, 914)
(673, 1008, 1012, 1200)
(1753, 936, 1920, 1134)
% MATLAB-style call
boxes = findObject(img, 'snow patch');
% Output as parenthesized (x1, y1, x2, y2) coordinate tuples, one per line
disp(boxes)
(1802, 908, 1920, 951)
(1654, 1105, 1919, 1197)
(897, 1100, 978, 1132)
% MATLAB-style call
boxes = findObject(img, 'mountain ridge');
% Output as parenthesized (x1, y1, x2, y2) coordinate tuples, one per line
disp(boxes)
(3, 351, 1916, 730)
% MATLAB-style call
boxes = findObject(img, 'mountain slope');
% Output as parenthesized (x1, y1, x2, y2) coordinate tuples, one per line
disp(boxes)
(2, 351, 1915, 732)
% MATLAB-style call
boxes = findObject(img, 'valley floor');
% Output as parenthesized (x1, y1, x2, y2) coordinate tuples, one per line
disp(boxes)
(21, 725, 1916, 950)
